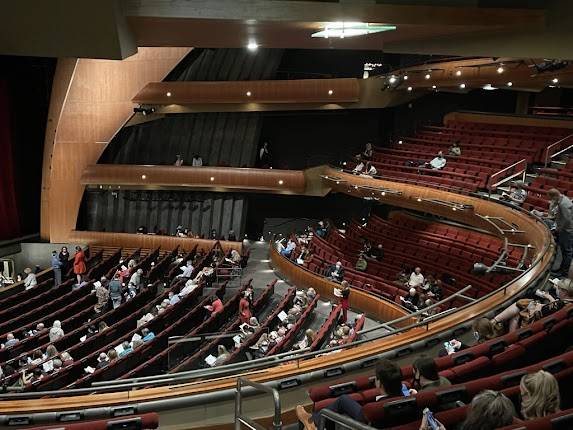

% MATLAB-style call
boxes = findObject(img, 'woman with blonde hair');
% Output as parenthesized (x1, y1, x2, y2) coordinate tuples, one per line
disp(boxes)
(472, 317, 497, 343)
(520, 370, 560, 419)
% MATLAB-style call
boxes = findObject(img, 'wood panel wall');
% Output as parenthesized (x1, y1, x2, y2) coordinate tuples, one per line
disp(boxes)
(40, 48, 191, 243)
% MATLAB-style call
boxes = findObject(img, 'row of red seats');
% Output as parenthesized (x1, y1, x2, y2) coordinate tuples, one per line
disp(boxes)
(446, 120, 569, 137)
(167, 279, 278, 374)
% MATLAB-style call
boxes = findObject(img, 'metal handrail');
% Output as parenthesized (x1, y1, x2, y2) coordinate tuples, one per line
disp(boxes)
(318, 409, 378, 430)
(235, 377, 281, 430)
(543, 132, 573, 167)
(486, 158, 527, 191)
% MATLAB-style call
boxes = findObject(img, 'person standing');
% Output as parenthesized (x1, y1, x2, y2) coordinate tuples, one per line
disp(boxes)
(109, 273, 123, 309)
(59, 246, 70, 278)
(548, 189, 573, 277)
(340, 281, 351, 323)
(259, 142, 271, 168)
(51, 251, 63, 287)
(239, 291, 252, 324)
(73, 246, 86, 286)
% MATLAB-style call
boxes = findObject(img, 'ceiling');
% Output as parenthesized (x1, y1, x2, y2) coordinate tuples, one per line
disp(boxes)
(2, 0, 573, 60)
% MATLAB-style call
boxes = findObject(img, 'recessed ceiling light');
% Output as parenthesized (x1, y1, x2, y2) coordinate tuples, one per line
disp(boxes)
(166, 92, 171, 97)
(552, 78, 559, 84)
(403, 75, 408, 80)
(455, 70, 462, 76)
(507, 81, 513, 87)
(246, 91, 252, 96)
(389, 76, 397, 84)
(247, 42, 258, 51)
(210, 177, 215, 181)
(432, 85, 437, 89)
(141, 175, 146, 180)
(482, 83, 496, 90)
(328, 90, 333, 95)
(407, 86, 413, 92)
(459, 83, 466, 89)
(278, 180, 284, 185)
(312, 22, 396, 39)
(497, 66, 504, 74)
(425, 73, 431, 80)
(398, 140, 403, 144)
(417, 198, 422, 202)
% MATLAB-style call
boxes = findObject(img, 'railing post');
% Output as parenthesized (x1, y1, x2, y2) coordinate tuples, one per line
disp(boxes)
(235, 378, 242, 430)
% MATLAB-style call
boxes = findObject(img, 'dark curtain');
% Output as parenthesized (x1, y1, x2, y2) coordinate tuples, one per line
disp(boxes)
(0, 79, 21, 240)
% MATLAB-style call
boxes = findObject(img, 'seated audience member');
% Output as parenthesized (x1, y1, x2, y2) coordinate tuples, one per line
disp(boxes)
(30, 349, 44, 365)
(23, 268, 37, 290)
(358, 142, 373, 161)
(501, 181, 528, 206)
(141, 328, 155, 342)
(315, 221, 328, 238)
(458, 390, 516, 430)
(2, 333, 19, 349)
(520, 370, 560, 419)
(352, 155, 365, 174)
(213, 345, 230, 366)
(296, 359, 406, 429)
(49, 320, 64, 342)
(296, 246, 311, 265)
(174, 154, 183, 166)
(180, 278, 200, 297)
(192, 154, 203, 167)
(426, 279, 443, 301)
(326, 261, 345, 282)
(226, 249, 242, 265)
(137, 308, 156, 328)
(293, 329, 316, 350)
(259, 142, 271, 168)
(240, 317, 260, 337)
(60, 351, 73, 365)
(408, 267, 425, 288)
(472, 317, 497, 343)
(401, 287, 421, 311)
(280, 239, 297, 257)
(355, 253, 368, 272)
(96, 352, 109, 369)
(46, 344, 59, 359)
(107, 349, 119, 362)
(363, 162, 377, 177)
(176, 260, 194, 279)
(204, 295, 224, 318)
(119, 341, 133, 357)
(369, 243, 384, 261)
(492, 278, 573, 331)
(86, 325, 98, 339)
(307, 287, 317, 301)
(411, 356, 451, 392)
(294, 290, 309, 308)
(98, 321, 109, 332)
(168, 291, 180, 306)
(227, 229, 237, 241)
(424, 151, 447, 170)
(448, 141, 461, 156)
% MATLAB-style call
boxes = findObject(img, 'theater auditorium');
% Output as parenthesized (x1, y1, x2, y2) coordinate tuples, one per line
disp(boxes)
(1, 1, 573, 429)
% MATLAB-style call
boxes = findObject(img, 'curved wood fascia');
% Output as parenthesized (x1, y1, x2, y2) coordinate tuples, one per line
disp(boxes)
(0, 175, 553, 414)
(68, 231, 242, 254)
(81, 165, 306, 194)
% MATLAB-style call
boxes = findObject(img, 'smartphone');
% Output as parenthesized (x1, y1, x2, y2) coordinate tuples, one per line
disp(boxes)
(423, 408, 439, 430)
(401, 384, 410, 397)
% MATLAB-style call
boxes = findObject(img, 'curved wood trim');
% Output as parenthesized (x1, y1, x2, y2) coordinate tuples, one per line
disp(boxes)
(81, 165, 306, 194)
(68, 231, 242, 254)
(132, 78, 360, 105)
(270, 246, 413, 326)
(0, 175, 553, 414)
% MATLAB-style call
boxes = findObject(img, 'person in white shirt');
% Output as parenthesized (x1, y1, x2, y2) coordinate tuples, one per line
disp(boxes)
(49, 320, 65, 342)
(180, 278, 199, 297)
(408, 267, 424, 288)
(363, 162, 377, 177)
(192, 154, 203, 167)
(427, 151, 447, 170)
(23, 268, 37, 290)
(353, 155, 365, 174)
(174, 154, 183, 166)
(168, 291, 180, 305)
(177, 261, 194, 279)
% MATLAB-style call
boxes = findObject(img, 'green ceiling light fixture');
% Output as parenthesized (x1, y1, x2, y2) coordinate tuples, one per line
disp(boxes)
(312, 22, 396, 39)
